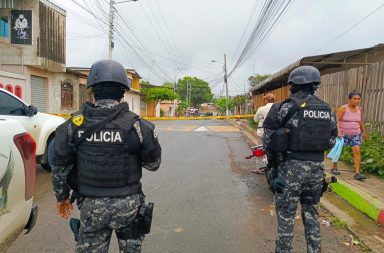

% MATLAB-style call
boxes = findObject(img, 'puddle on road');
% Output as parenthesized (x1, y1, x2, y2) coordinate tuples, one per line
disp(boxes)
(225, 138, 249, 175)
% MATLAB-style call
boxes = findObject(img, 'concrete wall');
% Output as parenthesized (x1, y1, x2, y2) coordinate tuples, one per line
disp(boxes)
(123, 92, 141, 116)
(0, 0, 65, 72)
(0, 70, 27, 98)
(51, 72, 80, 114)
(146, 101, 160, 117)
(160, 102, 173, 117)
(0, 0, 38, 65)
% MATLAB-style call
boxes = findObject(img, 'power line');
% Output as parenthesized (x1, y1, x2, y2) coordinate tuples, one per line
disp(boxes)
(228, 0, 294, 77)
(313, 2, 384, 53)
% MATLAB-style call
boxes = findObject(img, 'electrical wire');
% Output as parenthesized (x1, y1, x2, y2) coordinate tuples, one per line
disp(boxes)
(313, 2, 384, 53)
(228, 0, 293, 77)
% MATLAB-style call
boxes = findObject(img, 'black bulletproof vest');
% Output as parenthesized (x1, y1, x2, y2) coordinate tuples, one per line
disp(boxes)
(71, 103, 142, 197)
(287, 94, 332, 152)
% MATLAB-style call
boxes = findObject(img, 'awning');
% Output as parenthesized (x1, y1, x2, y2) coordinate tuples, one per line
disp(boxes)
(251, 43, 384, 94)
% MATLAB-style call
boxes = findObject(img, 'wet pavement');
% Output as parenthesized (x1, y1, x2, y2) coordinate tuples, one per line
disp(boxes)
(7, 120, 363, 252)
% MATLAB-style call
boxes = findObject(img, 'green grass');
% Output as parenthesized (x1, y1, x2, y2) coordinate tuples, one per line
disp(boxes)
(330, 181, 380, 221)
(331, 217, 347, 229)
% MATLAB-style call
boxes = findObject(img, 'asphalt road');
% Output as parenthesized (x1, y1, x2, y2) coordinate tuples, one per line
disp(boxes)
(7, 120, 362, 253)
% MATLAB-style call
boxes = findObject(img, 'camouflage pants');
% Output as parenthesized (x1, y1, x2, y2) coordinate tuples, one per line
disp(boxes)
(274, 160, 324, 253)
(76, 194, 143, 253)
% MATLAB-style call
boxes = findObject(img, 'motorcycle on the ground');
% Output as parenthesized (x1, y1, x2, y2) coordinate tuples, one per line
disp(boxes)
(245, 144, 268, 174)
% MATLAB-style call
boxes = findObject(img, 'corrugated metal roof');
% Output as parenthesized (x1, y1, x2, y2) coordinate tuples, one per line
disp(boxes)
(251, 44, 384, 93)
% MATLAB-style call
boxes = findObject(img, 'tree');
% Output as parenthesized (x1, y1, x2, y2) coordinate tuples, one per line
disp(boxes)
(248, 74, 271, 87)
(215, 97, 234, 114)
(145, 87, 177, 104)
(162, 82, 174, 89)
(176, 77, 213, 107)
(142, 86, 178, 116)
(234, 95, 246, 115)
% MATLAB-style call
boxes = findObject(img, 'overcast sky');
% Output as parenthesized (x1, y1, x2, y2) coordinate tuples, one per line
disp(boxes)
(53, 0, 384, 95)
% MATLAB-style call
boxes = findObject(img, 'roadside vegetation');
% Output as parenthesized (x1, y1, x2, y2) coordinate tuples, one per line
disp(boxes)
(340, 129, 384, 178)
(331, 217, 347, 229)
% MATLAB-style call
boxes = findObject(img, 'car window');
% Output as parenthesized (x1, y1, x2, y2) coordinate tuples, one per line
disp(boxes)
(0, 91, 27, 116)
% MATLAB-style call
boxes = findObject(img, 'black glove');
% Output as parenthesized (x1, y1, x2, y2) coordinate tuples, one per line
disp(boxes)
(272, 176, 287, 194)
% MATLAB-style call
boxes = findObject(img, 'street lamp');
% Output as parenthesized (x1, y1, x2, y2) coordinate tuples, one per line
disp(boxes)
(108, 0, 138, 59)
(211, 54, 229, 117)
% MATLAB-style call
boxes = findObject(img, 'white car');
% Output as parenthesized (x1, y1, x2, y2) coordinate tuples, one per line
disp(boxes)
(0, 119, 38, 251)
(0, 88, 65, 171)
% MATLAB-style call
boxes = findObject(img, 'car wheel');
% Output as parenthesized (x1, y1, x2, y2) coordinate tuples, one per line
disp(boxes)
(41, 161, 52, 172)
(41, 137, 54, 172)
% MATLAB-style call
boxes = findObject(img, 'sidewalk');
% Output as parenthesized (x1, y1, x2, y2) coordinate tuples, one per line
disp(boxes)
(231, 119, 384, 251)
(323, 159, 384, 225)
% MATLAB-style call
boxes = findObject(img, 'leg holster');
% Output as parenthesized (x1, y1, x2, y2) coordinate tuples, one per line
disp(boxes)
(300, 188, 322, 205)
(115, 202, 154, 240)
(116, 217, 140, 240)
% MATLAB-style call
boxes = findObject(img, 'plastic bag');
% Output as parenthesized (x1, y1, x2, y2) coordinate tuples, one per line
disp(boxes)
(327, 137, 344, 162)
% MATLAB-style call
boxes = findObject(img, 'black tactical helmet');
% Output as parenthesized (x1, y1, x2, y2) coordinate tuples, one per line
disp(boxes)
(288, 66, 321, 85)
(87, 59, 131, 90)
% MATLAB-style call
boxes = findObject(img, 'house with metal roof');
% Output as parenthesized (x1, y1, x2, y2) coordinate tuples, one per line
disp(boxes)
(251, 44, 384, 133)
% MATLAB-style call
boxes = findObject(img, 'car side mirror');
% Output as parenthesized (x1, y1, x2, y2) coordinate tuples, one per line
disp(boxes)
(27, 105, 38, 116)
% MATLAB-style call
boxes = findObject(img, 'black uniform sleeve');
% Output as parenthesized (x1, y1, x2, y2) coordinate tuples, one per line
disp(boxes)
(329, 111, 338, 146)
(54, 120, 76, 166)
(51, 120, 75, 202)
(139, 119, 162, 171)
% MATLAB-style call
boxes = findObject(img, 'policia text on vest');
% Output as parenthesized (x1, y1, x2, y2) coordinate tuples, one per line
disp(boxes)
(77, 130, 123, 143)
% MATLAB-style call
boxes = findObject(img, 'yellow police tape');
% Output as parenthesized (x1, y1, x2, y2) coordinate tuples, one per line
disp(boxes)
(52, 114, 254, 121)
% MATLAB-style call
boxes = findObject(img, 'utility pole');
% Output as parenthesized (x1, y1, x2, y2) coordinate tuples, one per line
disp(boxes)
(108, 0, 138, 59)
(108, 0, 114, 60)
(186, 80, 189, 106)
(211, 55, 228, 116)
(189, 82, 192, 107)
(224, 53, 229, 117)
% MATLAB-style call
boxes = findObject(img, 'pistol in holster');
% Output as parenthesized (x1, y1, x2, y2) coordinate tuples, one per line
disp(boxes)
(139, 202, 154, 235)
(321, 175, 337, 196)
(115, 202, 155, 241)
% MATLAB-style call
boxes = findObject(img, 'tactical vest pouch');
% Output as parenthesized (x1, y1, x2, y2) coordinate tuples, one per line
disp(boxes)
(270, 128, 291, 152)
(287, 96, 333, 152)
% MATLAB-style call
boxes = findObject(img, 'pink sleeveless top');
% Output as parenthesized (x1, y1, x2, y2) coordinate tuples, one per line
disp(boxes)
(339, 105, 361, 135)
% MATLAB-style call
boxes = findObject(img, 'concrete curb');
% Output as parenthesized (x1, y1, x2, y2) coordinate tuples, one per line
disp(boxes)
(329, 178, 384, 226)
(231, 119, 384, 226)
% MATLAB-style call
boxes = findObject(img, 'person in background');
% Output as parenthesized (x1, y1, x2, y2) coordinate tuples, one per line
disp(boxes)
(331, 91, 366, 180)
(254, 93, 275, 138)
(251, 93, 275, 174)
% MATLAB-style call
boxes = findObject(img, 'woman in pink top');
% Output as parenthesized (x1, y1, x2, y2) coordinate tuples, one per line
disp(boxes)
(331, 91, 366, 180)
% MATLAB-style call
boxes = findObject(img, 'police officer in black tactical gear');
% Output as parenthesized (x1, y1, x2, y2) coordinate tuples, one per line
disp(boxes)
(51, 59, 161, 253)
(263, 66, 337, 253)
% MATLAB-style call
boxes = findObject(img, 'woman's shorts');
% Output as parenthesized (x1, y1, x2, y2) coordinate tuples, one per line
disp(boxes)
(343, 134, 362, 147)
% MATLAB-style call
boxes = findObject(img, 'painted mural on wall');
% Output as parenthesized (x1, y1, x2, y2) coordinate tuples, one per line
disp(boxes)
(11, 10, 32, 45)
(0, 16, 8, 38)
